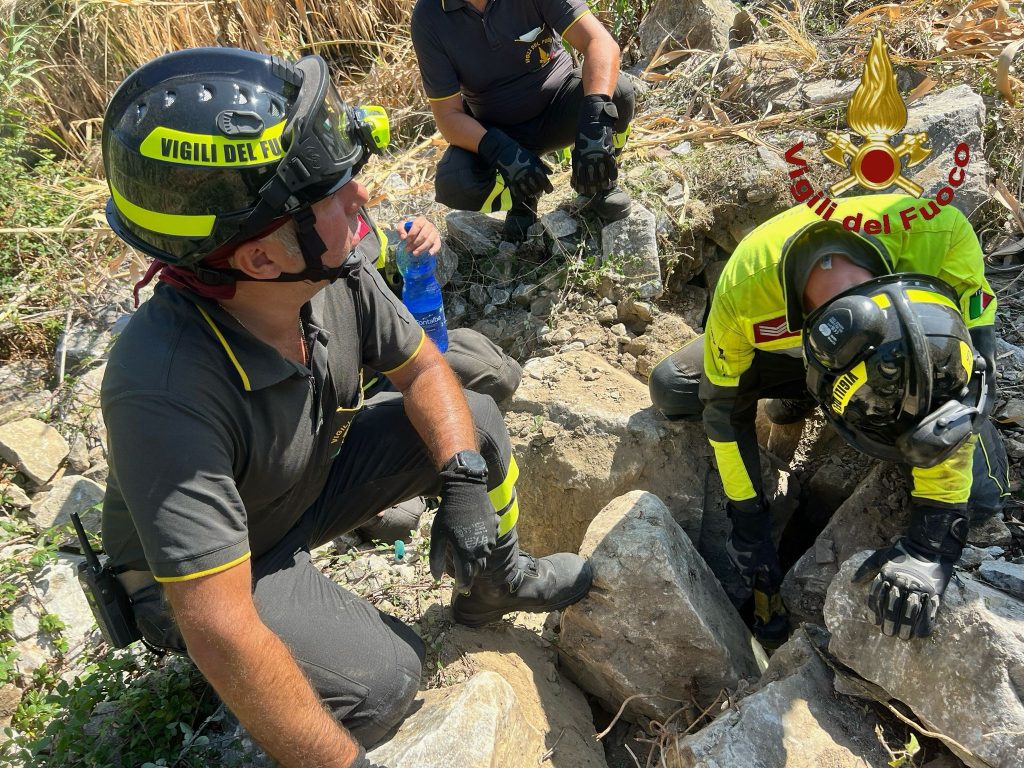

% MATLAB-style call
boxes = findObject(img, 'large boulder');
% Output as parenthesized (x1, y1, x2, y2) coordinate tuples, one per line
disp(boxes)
(638, 0, 737, 59)
(507, 351, 712, 555)
(560, 491, 760, 724)
(367, 671, 543, 768)
(825, 553, 1024, 768)
(444, 211, 504, 257)
(904, 85, 991, 217)
(0, 361, 51, 426)
(443, 624, 608, 768)
(29, 475, 104, 532)
(0, 418, 69, 488)
(781, 463, 907, 627)
(11, 555, 97, 676)
(666, 629, 890, 768)
(600, 204, 663, 300)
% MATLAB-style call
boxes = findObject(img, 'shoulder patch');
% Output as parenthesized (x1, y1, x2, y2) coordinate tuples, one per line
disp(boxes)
(753, 315, 800, 344)
(968, 288, 994, 319)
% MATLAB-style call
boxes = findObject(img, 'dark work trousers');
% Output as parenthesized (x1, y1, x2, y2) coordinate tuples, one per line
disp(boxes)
(434, 68, 635, 212)
(363, 328, 522, 403)
(648, 334, 1011, 517)
(245, 389, 513, 746)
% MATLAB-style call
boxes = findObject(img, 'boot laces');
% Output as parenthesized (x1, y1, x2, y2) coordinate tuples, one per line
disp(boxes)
(508, 553, 539, 593)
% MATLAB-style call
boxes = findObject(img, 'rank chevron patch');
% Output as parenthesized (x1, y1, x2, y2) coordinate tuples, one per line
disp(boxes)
(753, 315, 800, 344)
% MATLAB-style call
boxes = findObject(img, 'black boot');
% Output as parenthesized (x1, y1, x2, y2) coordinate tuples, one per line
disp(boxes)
(452, 527, 593, 627)
(355, 498, 426, 543)
(764, 397, 817, 425)
(586, 185, 631, 221)
(502, 198, 539, 243)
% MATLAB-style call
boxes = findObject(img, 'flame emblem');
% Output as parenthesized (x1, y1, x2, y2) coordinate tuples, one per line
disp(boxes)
(823, 31, 931, 196)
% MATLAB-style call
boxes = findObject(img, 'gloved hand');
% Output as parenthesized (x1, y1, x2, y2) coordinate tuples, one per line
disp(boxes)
(853, 504, 968, 640)
(477, 129, 553, 201)
(571, 94, 619, 197)
(429, 450, 496, 594)
(725, 500, 788, 645)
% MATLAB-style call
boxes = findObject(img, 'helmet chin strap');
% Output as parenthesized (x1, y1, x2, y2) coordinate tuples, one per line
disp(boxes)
(192, 205, 361, 285)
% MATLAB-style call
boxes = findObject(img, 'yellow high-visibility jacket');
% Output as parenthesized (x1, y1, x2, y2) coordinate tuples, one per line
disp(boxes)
(702, 194, 997, 510)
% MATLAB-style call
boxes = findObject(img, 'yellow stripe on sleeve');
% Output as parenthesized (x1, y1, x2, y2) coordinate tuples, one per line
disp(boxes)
(154, 551, 251, 583)
(380, 329, 426, 375)
(560, 8, 592, 37)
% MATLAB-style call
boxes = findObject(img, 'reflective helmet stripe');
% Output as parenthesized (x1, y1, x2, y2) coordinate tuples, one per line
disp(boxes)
(906, 289, 958, 311)
(138, 121, 286, 168)
(111, 182, 215, 237)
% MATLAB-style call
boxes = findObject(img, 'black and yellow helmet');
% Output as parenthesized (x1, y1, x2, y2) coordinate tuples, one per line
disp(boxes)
(804, 274, 987, 468)
(102, 47, 389, 270)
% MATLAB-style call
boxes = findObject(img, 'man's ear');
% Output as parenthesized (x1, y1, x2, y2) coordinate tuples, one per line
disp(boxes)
(230, 239, 284, 280)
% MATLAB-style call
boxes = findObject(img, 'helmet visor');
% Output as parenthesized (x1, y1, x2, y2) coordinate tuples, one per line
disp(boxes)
(273, 55, 364, 208)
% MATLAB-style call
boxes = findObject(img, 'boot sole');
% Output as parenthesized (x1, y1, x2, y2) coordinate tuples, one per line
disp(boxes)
(451, 569, 593, 628)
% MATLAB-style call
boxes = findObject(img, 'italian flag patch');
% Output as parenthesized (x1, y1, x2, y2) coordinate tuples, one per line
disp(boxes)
(968, 288, 994, 319)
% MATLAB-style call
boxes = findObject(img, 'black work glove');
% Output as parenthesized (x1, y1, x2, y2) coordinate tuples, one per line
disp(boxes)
(429, 450, 496, 594)
(477, 129, 553, 201)
(571, 94, 619, 197)
(725, 500, 788, 644)
(853, 504, 968, 640)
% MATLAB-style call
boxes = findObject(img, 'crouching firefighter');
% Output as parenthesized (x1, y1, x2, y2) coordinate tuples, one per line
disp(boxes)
(91, 47, 592, 768)
(648, 196, 1010, 645)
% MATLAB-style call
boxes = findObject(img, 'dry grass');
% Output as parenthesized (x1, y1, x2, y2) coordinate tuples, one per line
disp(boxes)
(3, 0, 422, 154)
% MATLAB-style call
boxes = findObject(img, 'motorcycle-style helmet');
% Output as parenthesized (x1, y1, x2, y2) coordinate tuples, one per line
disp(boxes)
(804, 274, 986, 468)
(102, 48, 389, 275)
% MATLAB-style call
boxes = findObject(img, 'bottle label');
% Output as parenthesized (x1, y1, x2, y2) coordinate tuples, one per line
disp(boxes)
(412, 308, 449, 351)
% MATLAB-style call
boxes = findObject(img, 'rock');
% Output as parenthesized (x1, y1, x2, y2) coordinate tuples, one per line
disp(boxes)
(703, 259, 728, 297)
(781, 463, 907, 628)
(30, 475, 104, 531)
(1, 481, 32, 510)
(367, 671, 544, 768)
(616, 297, 654, 324)
(967, 514, 1013, 548)
(506, 352, 713, 554)
(600, 205, 663, 300)
(0, 418, 70, 488)
(668, 629, 890, 768)
(442, 624, 608, 768)
(826, 553, 1024, 768)
(977, 560, 1024, 599)
(511, 283, 536, 306)
(632, 312, 699, 381)
(435, 243, 459, 288)
(541, 209, 578, 239)
(547, 328, 572, 345)
(530, 294, 556, 318)
(65, 436, 91, 474)
(904, 85, 992, 217)
(638, 0, 737, 59)
(958, 545, 1004, 568)
(675, 284, 708, 332)
(805, 447, 868, 520)
(444, 211, 504, 257)
(0, 682, 21, 730)
(12, 555, 98, 677)
(55, 306, 120, 373)
(468, 283, 490, 307)
(560, 492, 759, 723)
(0, 361, 51, 426)
(490, 287, 511, 306)
(595, 304, 618, 325)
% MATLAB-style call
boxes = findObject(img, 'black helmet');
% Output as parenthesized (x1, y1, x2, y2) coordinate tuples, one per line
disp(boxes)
(804, 274, 986, 468)
(102, 48, 389, 274)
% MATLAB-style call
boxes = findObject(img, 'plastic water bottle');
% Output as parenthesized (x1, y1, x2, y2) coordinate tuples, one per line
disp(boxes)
(397, 221, 449, 352)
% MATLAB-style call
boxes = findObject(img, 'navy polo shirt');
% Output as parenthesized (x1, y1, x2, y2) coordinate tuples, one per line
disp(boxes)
(100, 260, 424, 581)
(411, 0, 590, 125)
